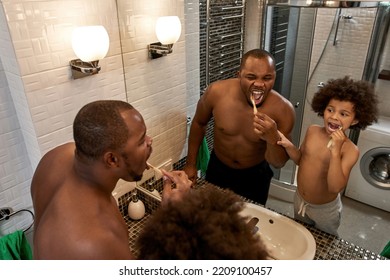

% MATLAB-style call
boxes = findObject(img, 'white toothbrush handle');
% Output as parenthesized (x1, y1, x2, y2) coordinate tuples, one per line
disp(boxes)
(327, 139, 333, 149)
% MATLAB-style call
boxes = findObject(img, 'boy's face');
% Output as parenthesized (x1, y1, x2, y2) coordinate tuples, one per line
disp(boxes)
(323, 99, 358, 134)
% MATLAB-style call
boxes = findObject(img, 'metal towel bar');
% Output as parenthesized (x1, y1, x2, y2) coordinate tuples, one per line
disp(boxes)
(213, 14, 243, 21)
(211, 32, 242, 40)
(214, 57, 241, 66)
(0, 208, 35, 233)
(209, 65, 240, 76)
(219, 49, 242, 57)
(211, 5, 244, 11)
(210, 40, 242, 49)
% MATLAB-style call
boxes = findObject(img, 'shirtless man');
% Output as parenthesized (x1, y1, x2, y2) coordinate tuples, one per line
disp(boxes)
(31, 100, 191, 259)
(184, 49, 295, 205)
(277, 76, 378, 235)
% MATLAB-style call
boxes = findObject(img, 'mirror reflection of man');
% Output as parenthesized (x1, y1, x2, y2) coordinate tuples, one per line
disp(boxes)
(184, 49, 295, 205)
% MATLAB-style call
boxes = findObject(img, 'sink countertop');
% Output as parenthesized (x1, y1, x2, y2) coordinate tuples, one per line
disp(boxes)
(118, 183, 387, 260)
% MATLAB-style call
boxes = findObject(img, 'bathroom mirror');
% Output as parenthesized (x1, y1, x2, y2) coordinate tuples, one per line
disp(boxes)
(115, 0, 390, 197)
(262, 0, 390, 186)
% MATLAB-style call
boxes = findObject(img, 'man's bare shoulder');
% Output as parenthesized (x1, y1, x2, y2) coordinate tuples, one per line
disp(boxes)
(207, 78, 239, 94)
(36, 142, 75, 171)
(32, 142, 74, 191)
(268, 89, 288, 102)
(265, 90, 294, 115)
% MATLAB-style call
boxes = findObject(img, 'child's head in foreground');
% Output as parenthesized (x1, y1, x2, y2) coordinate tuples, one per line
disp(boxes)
(136, 185, 269, 260)
(311, 76, 378, 130)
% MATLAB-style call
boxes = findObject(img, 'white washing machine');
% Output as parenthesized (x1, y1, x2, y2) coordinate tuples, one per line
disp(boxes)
(345, 116, 390, 212)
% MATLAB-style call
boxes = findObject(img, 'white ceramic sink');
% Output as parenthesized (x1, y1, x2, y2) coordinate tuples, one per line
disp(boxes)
(241, 202, 316, 260)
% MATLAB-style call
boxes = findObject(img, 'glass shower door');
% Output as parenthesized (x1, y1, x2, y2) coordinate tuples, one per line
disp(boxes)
(262, 1, 389, 186)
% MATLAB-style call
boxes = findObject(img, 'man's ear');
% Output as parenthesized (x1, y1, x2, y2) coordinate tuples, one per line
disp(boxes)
(104, 152, 119, 167)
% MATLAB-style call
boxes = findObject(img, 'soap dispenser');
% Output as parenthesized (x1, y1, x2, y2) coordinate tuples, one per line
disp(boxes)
(147, 181, 161, 199)
(127, 190, 145, 220)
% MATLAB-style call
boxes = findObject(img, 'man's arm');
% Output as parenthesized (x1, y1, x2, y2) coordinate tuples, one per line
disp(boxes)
(254, 99, 295, 168)
(184, 87, 213, 183)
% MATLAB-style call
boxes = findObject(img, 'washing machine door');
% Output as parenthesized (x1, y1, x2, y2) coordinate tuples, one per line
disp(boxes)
(360, 147, 390, 190)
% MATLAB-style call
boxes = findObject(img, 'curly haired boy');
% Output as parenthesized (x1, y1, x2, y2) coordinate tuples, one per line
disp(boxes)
(277, 76, 378, 235)
(136, 184, 269, 259)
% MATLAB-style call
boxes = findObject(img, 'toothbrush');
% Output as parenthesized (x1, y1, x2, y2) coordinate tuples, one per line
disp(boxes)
(251, 95, 257, 114)
(327, 126, 343, 148)
(146, 162, 163, 178)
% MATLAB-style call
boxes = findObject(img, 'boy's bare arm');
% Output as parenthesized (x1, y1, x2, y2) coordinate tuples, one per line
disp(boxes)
(327, 141, 359, 194)
(276, 130, 301, 165)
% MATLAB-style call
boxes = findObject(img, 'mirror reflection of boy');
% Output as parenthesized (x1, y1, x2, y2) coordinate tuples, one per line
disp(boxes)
(277, 76, 378, 235)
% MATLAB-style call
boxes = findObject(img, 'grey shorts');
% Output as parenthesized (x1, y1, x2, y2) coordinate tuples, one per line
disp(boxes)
(294, 190, 342, 236)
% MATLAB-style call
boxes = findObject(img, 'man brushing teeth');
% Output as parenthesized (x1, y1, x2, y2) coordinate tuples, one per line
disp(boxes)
(184, 49, 295, 205)
(251, 89, 264, 107)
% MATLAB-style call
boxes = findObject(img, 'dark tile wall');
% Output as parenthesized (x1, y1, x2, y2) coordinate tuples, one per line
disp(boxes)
(199, 0, 246, 157)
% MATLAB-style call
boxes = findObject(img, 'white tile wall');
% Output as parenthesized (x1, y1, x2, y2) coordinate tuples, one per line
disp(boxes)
(0, 0, 200, 239)
(0, 0, 128, 236)
(117, 0, 200, 172)
(0, 57, 34, 235)
(0, 2, 35, 236)
(301, 7, 386, 139)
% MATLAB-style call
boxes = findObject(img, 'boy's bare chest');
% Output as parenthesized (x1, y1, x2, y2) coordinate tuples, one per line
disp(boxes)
(302, 134, 331, 166)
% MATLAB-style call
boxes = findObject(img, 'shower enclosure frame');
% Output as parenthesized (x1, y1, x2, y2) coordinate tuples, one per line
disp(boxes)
(260, 0, 390, 192)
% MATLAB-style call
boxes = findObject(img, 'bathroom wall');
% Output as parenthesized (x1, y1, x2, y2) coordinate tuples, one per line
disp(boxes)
(301, 6, 390, 139)
(116, 0, 199, 170)
(376, 31, 390, 117)
(0, 51, 34, 233)
(0, 0, 198, 238)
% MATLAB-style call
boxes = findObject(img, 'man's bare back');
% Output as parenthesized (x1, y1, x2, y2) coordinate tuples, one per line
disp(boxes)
(31, 101, 194, 259)
(31, 143, 133, 259)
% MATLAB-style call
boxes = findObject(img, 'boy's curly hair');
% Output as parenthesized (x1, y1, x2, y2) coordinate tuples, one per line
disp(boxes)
(311, 76, 378, 130)
(136, 185, 269, 260)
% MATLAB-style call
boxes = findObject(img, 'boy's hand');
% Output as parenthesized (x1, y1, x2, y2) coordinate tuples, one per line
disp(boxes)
(328, 127, 345, 149)
(328, 129, 346, 149)
(276, 130, 293, 149)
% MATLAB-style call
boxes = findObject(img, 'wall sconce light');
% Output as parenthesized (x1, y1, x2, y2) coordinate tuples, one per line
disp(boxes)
(148, 16, 182, 59)
(70, 25, 109, 79)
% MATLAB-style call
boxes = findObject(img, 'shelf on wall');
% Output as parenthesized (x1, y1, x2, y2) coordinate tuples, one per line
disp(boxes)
(378, 69, 390, 80)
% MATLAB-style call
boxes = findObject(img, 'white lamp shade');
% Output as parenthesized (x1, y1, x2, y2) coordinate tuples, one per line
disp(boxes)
(155, 16, 182, 45)
(71, 26, 109, 62)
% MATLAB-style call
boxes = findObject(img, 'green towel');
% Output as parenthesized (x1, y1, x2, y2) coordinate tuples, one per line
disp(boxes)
(196, 137, 210, 174)
(380, 240, 390, 259)
(0, 230, 33, 260)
